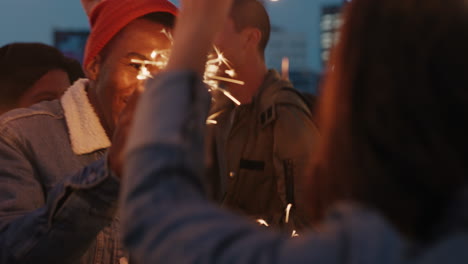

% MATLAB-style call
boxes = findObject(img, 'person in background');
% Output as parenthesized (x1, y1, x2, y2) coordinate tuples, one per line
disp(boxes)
(121, 0, 468, 263)
(206, 0, 319, 231)
(0, 0, 177, 263)
(0, 43, 84, 115)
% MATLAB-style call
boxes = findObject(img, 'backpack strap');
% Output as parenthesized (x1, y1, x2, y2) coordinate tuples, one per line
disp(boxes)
(258, 86, 314, 128)
(283, 159, 295, 206)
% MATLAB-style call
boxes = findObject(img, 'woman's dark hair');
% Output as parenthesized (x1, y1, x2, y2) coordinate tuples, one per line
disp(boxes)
(0, 43, 84, 108)
(310, 0, 468, 243)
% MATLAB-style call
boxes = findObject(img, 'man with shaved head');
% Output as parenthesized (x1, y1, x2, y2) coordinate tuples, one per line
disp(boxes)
(206, 0, 320, 231)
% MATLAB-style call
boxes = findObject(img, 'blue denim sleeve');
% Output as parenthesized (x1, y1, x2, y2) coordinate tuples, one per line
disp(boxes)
(0, 130, 119, 263)
(121, 71, 348, 264)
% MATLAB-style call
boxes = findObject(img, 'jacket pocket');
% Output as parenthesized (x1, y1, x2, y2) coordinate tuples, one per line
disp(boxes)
(239, 159, 265, 171)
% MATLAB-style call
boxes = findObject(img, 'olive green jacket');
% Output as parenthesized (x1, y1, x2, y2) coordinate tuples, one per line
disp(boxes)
(206, 70, 320, 231)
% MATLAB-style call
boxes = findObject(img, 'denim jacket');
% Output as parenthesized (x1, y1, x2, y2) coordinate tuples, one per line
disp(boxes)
(121, 71, 468, 264)
(0, 80, 125, 263)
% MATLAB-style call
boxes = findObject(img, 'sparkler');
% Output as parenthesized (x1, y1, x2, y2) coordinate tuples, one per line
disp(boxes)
(255, 203, 299, 238)
(204, 47, 245, 89)
(206, 111, 223, 126)
(203, 47, 243, 106)
(256, 219, 270, 227)
(132, 29, 172, 82)
(131, 30, 243, 106)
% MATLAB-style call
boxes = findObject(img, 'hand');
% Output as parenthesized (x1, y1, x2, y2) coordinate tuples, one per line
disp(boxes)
(177, 0, 234, 35)
(108, 89, 141, 178)
(80, 0, 103, 17)
(166, 0, 235, 74)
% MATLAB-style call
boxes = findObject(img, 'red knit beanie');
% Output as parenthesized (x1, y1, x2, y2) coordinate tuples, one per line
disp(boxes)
(83, 0, 178, 67)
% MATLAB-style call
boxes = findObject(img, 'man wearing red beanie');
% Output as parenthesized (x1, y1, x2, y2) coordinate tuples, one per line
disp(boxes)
(0, 0, 177, 263)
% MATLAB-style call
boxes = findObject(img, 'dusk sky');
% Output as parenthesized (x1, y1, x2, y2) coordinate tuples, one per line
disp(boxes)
(170, 0, 342, 71)
(0, 0, 342, 72)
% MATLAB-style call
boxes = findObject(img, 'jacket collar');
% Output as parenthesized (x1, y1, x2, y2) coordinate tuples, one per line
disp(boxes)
(253, 69, 293, 105)
(61, 79, 111, 155)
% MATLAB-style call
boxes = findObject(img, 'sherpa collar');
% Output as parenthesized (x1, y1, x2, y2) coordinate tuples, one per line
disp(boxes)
(61, 79, 111, 155)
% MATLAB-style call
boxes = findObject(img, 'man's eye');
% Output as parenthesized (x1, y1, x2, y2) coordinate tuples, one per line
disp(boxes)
(129, 63, 142, 70)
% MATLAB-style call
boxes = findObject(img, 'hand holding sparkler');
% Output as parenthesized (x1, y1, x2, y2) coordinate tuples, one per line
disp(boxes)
(108, 90, 141, 178)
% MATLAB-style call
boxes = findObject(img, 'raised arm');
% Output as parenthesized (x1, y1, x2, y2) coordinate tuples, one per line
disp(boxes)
(121, 0, 349, 263)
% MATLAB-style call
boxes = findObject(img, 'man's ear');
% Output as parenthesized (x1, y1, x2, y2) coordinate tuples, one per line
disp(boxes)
(84, 55, 102, 81)
(241, 27, 262, 51)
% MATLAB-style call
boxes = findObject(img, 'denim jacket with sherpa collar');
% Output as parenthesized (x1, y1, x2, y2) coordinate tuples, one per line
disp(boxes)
(0, 79, 126, 264)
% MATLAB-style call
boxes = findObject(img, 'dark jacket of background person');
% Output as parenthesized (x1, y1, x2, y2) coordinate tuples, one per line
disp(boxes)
(0, 80, 121, 263)
(206, 69, 319, 231)
(0, 43, 84, 114)
(122, 71, 468, 264)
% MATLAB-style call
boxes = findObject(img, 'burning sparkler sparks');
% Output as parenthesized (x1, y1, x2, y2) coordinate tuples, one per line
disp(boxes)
(131, 30, 244, 106)
(255, 203, 299, 238)
(130, 32, 172, 82)
(256, 219, 270, 227)
(203, 47, 244, 106)
(285, 203, 293, 224)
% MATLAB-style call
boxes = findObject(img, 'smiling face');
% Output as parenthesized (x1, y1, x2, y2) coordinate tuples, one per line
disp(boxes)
(86, 18, 172, 137)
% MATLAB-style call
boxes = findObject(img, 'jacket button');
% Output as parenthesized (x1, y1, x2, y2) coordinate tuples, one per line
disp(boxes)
(229, 171, 236, 179)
